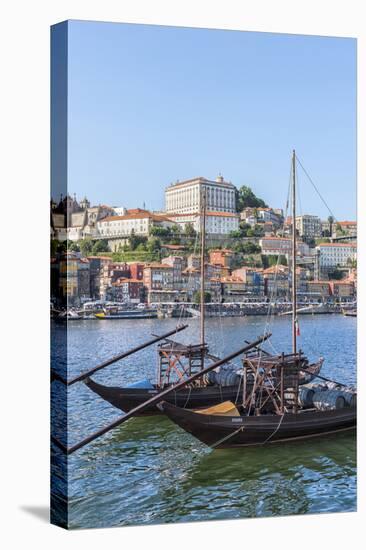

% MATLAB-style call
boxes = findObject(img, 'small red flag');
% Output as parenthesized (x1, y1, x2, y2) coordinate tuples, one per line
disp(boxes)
(296, 319, 300, 336)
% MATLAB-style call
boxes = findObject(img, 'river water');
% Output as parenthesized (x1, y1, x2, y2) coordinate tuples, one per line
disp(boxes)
(51, 314, 356, 528)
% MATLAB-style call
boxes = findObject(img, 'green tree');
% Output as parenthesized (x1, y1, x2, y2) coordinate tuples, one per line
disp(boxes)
(237, 185, 267, 212)
(50, 239, 67, 256)
(79, 238, 94, 257)
(328, 215, 334, 236)
(68, 240, 80, 252)
(193, 291, 211, 304)
(170, 224, 181, 235)
(129, 233, 147, 250)
(150, 226, 170, 238)
(91, 239, 110, 255)
(146, 236, 161, 253)
(184, 222, 196, 237)
(229, 229, 242, 238)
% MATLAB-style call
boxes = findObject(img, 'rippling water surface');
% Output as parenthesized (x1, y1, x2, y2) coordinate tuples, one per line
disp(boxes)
(51, 315, 356, 528)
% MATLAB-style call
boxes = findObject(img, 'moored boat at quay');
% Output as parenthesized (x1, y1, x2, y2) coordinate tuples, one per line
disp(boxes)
(95, 308, 158, 319)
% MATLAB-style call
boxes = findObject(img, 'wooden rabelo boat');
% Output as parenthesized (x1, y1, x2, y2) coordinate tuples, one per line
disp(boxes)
(160, 151, 356, 448)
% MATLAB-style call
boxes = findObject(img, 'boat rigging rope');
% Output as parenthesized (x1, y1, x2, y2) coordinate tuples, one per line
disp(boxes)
(263, 161, 292, 355)
(261, 412, 285, 445)
(295, 154, 339, 224)
(211, 425, 246, 449)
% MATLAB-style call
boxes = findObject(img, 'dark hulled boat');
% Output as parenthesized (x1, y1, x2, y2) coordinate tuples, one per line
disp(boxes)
(85, 353, 323, 415)
(85, 377, 243, 415)
(161, 401, 356, 448)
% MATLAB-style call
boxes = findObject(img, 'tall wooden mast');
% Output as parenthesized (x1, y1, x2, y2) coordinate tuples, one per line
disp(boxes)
(200, 187, 206, 347)
(291, 149, 297, 355)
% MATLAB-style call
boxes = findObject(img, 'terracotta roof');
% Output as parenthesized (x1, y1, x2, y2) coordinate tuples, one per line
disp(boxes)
(161, 244, 186, 249)
(126, 208, 150, 215)
(328, 280, 354, 285)
(220, 276, 244, 283)
(182, 267, 200, 274)
(263, 265, 288, 274)
(99, 212, 174, 223)
(261, 237, 291, 242)
(209, 248, 233, 254)
(113, 277, 142, 285)
(86, 255, 112, 260)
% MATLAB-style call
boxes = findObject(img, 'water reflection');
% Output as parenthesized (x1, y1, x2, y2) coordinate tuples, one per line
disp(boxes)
(51, 315, 356, 528)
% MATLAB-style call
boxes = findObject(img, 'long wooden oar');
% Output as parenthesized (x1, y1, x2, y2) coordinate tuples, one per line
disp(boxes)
(51, 332, 271, 455)
(52, 324, 188, 386)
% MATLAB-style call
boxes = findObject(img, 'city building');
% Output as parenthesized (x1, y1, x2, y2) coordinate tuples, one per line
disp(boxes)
(334, 221, 357, 238)
(263, 265, 289, 298)
(316, 242, 357, 270)
(168, 211, 239, 235)
(143, 263, 174, 292)
(128, 262, 145, 280)
(99, 262, 131, 299)
(87, 256, 113, 299)
(329, 280, 355, 299)
(295, 215, 322, 242)
(260, 237, 309, 258)
(220, 276, 247, 302)
(107, 278, 144, 303)
(162, 256, 186, 284)
(305, 281, 330, 301)
(57, 252, 91, 305)
(97, 209, 175, 239)
(209, 249, 234, 268)
(165, 175, 236, 215)
(231, 267, 265, 296)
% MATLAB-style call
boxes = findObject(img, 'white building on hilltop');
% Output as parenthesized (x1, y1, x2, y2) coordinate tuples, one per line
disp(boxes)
(165, 175, 236, 215)
(165, 175, 239, 235)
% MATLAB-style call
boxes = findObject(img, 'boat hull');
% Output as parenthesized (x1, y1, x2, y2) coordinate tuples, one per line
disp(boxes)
(84, 358, 322, 415)
(85, 378, 243, 415)
(161, 402, 356, 448)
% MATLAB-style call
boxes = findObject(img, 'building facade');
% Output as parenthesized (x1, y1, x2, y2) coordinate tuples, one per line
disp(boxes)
(165, 175, 236, 215)
(168, 211, 239, 235)
(295, 215, 322, 241)
(97, 209, 175, 239)
(316, 243, 357, 270)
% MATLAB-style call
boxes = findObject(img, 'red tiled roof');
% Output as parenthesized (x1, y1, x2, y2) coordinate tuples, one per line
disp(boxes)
(100, 212, 174, 223)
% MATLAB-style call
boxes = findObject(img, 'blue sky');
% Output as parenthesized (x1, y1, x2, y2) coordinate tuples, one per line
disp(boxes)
(66, 20, 356, 219)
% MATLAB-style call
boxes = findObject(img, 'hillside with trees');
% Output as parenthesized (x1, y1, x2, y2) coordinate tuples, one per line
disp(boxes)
(236, 185, 267, 212)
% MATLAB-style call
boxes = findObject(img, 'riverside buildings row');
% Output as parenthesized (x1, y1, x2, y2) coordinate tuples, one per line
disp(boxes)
(51, 249, 357, 307)
(51, 174, 357, 306)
